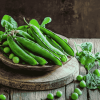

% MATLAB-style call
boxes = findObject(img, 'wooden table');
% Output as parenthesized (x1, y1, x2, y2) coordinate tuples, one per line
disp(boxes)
(0, 38, 100, 100)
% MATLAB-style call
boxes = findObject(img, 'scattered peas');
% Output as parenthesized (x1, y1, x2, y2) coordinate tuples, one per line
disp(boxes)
(76, 75, 83, 81)
(9, 53, 14, 59)
(0, 94, 6, 100)
(13, 56, 20, 64)
(56, 91, 62, 97)
(93, 69, 100, 77)
(71, 92, 78, 100)
(3, 47, 10, 53)
(74, 88, 82, 95)
(47, 93, 54, 100)
(79, 80, 86, 88)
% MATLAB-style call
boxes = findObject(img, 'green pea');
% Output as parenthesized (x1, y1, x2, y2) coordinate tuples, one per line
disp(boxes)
(56, 91, 62, 97)
(47, 93, 54, 100)
(3, 47, 10, 53)
(9, 53, 14, 59)
(93, 69, 100, 77)
(76, 75, 83, 81)
(79, 80, 86, 88)
(13, 56, 19, 64)
(71, 93, 78, 100)
(2, 41, 8, 46)
(74, 88, 82, 95)
(0, 94, 6, 100)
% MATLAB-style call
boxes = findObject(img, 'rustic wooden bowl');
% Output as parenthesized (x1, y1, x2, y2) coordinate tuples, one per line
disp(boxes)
(0, 34, 75, 72)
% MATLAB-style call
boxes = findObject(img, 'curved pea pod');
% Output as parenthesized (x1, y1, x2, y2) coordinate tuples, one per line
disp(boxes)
(16, 36, 62, 66)
(45, 35, 68, 56)
(15, 30, 35, 41)
(28, 29, 67, 62)
(17, 41, 48, 65)
(7, 35, 38, 65)
(30, 25, 65, 56)
(40, 26, 74, 56)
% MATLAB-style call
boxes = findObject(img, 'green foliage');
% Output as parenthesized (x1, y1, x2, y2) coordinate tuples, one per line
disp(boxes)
(29, 19, 40, 29)
(1, 15, 18, 31)
(41, 17, 52, 27)
(80, 42, 93, 52)
(17, 25, 28, 32)
(75, 42, 96, 71)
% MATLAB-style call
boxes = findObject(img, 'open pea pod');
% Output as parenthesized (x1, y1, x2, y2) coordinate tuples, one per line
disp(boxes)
(1, 15, 18, 30)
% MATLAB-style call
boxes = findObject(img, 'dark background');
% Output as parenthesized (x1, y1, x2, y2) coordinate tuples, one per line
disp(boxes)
(0, 0, 100, 38)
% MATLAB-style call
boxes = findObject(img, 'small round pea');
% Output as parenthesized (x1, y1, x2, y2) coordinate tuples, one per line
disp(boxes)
(13, 56, 19, 64)
(76, 75, 83, 81)
(0, 94, 6, 100)
(79, 80, 86, 88)
(47, 93, 54, 100)
(9, 53, 14, 59)
(71, 93, 78, 100)
(56, 91, 62, 97)
(74, 88, 82, 95)
(3, 47, 10, 53)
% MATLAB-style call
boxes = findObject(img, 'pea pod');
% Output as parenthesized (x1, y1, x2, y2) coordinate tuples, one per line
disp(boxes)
(30, 25, 65, 56)
(15, 30, 35, 41)
(40, 26, 74, 56)
(17, 41, 48, 65)
(16, 36, 62, 66)
(45, 35, 68, 56)
(28, 29, 67, 62)
(7, 35, 38, 65)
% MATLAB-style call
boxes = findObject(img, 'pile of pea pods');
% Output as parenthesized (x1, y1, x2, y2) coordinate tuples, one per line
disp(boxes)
(0, 15, 74, 66)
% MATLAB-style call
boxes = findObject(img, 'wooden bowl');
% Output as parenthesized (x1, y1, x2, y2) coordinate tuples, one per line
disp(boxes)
(0, 34, 75, 72)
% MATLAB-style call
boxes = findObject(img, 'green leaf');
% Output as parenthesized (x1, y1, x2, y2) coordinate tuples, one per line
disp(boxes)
(85, 62, 95, 70)
(0, 31, 5, 35)
(86, 73, 97, 89)
(81, 42, 93, 52)
(29, 19, 40, 29)
(85, 54, 95, 65)
(79, 56, 87, 65)
(95, 52, 100, 60)
(17, 25, 28, 32)
(41, 17, 52, 27)
(1, 15, 18, 30)
(98, 60, 100, 66)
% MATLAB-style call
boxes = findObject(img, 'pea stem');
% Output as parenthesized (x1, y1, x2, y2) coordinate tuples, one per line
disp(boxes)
(23, 17, 29, 26)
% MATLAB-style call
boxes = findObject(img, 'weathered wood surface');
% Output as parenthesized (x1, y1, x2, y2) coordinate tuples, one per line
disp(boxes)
(0, 0, 100, 38)
(0, 56, 79, 91)
(0, 39, 100, 100)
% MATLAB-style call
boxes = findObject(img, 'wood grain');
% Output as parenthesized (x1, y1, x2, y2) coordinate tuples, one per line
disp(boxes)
(1, 38, 100, 100)
(0, 56, 79, 90)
